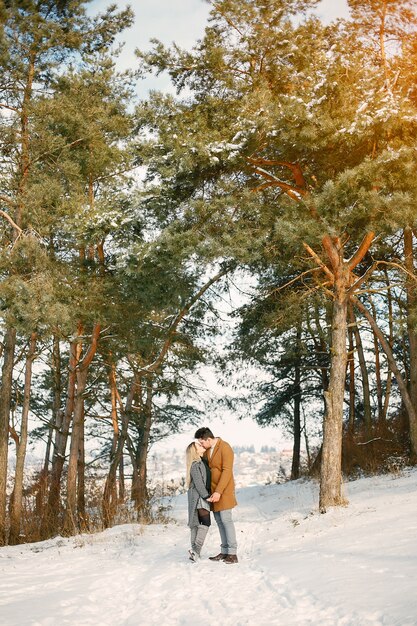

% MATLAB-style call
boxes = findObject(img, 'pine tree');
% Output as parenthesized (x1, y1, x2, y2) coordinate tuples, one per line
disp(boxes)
(0, 0, 90, 546)
(137, 0, 417, 509)
(0, 0, 135, 541)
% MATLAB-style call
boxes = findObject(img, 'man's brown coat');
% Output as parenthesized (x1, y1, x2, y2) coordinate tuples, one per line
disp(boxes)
(205, 438, 237, 512)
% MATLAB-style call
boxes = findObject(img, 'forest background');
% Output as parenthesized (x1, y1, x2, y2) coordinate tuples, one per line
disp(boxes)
(1, 0, 417, 547)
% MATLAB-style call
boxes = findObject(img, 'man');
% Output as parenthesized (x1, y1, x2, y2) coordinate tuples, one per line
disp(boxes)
(195, 427, 238, 564)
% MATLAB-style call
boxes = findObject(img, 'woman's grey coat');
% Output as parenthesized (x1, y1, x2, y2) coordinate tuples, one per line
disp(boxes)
(187, 460, 210, 528)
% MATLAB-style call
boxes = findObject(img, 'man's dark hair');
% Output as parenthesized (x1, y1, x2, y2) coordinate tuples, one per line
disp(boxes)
(195, 427, 214, 440)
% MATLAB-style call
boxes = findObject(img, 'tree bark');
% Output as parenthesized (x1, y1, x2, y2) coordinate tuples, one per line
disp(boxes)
(102, 376, 137, 527)
(64, 365, 87, 534)
(64, 323, 100, 534)
(319, 262, 349, 512)
(404, 227, 417, 410)
(313, 302, 329, 407)
(291, 325, 302, 480)
(381, 268, 393, 422)
(303, 409, 311, 469)
(50, 333, 63, 460)
(118, 455, 125, 503)
(9, 333, 37, 545)
(302, 233, 374, 507)
(77, 409, 86, 531)
(109, 361, 119, 508)
(36, 424, 53, 518)
(36, 334, 61, 517)
(133, 375, 153, 520)
(370, 300, 383, 421)
(349, 305, 372, 435)
(0, 327, 17, 545)
(42, 339, 78, 537)
(347, 323, 356, 435)
(319, 295, 348, 511)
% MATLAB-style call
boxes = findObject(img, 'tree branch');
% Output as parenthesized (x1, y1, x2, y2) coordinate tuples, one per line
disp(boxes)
(77, 323, 102, 372)
(95, 163, 142, 183)
(347, 231, 375, 270)
(142, 265, 233, 374)
(303, 242, 335, 282)
(0, 209, 22, 234)
(269, 267, 321, 294)
(348, 262, 378, 294)
(212, 2, 245, 37)
(0, 195, 17, 209)
(31, 138, 85, 167)
(321, 234, 342, 273)
(246, 156, 306, 188)
(9, 426, 19, 446)
(250, 165, 306, 201)
(373, 259, 417, 283)
(0, 103, 19, 112)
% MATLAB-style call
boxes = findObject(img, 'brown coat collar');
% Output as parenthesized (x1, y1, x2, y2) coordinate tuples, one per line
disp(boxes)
(209, 437, 222, 463)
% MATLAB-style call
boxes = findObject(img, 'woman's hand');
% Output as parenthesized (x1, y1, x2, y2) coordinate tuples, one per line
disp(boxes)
(207, 492, 221, 503)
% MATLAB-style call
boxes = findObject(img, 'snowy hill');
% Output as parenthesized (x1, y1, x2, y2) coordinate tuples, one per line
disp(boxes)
(1, 469, 417, 626)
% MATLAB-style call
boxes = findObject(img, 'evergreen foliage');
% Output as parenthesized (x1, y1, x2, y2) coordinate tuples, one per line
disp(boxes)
(1, 0, 417, 542)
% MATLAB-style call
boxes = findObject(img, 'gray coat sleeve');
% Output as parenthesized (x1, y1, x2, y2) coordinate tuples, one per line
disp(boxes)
(190, 462, 210, 499)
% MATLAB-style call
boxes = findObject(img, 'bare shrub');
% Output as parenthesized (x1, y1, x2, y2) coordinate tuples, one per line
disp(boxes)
(342, 414, 411, 478)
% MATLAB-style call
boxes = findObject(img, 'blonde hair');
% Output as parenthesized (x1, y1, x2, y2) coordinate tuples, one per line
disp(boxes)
(186, 442, 201, 487)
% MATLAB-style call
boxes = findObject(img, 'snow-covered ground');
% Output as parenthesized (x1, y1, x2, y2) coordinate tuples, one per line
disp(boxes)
(1, 469, 417, 626)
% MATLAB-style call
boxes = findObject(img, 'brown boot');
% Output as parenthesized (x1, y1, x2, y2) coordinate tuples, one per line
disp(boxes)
(209, 553, 227, 561)
(224, 554, 238, 564)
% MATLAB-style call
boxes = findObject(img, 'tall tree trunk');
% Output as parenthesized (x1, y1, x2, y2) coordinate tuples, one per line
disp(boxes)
(1, 49, 40, 544)
(370, 301, 383, 421)
(307, 231, 375, 511)
(63, 322, 100, 534)
(404, 227, 417, 411)
(133, 375, 153, 520)
(50, 333, 63, 462)
(77, 409, 86, 531)
(352, 296, 417, 457)
(314, 302, 329, 407)
(381, 268, 393, 422)
(382, 365, 393, 423)
(108, 361, 119, 510)
(0, 327, 17, 545)
(291, 370, 301, 480)
(36, 425, 53, 517)
(347, 324, 356, 435)
(291, 326, 302, 480)
(378, 0, 390, 87)
(64, 365, 88, 534)
(102, 376, 137, 527)
(36, 334, 61, 517)
(319, 266, 349, 512)
(349, 306, 372, 435)
(9, 333, 37, 545)
(42, 339, 78, 537)
(303, 408, 311, 468)
(118, 455, 125, 503)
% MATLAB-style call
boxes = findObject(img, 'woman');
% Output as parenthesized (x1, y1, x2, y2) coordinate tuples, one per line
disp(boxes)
(186, 441, 211, 561)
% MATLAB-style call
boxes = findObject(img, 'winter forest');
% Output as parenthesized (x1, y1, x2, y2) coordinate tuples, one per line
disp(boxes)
(1, 0, 417, 556)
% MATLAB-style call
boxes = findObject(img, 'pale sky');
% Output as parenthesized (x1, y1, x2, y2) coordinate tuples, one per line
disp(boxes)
(86, 0, 348, 452)
(88, 0, 350, 95)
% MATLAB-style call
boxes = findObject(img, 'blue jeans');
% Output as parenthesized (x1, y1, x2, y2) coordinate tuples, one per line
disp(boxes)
(213, 509, 237, 555)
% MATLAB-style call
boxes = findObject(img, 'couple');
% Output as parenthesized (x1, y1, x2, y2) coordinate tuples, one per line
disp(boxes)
(186, 427, 238, 564)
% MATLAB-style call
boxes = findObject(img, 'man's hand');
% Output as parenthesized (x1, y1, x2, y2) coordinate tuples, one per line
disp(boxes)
(207, 492, 221, 503)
